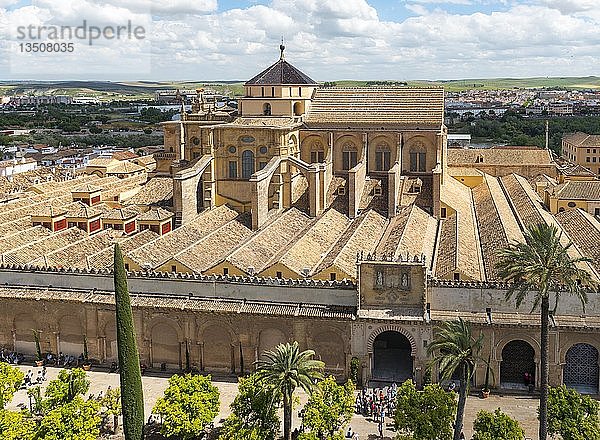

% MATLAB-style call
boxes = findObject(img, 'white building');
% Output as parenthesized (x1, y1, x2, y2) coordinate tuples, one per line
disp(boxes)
(0, 157, 37, 177)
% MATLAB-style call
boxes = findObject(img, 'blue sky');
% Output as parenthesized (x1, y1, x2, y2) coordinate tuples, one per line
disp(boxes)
(0, 0, 599, 81)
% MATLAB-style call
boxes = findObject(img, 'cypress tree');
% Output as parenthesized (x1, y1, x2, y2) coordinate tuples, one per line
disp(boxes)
(114, 243, 144, 439)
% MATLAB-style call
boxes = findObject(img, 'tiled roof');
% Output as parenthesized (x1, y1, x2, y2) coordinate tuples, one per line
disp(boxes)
(226, 208, 313, 273)
(556, 209, 600, 275)
(32, 229, 122, 269)
(0, 226, 52, 254)
(1, 227, 87, 266)
(137, 207, 173, 222)
(245, 58, 317, 85)
(65, 201, 107, 219)
(305, 87, 444, 128)
(552, 180, 600, 201)
(315, 210, 388, 278)
(448, 147, 553, 166)
(277, 208, 351, 275)
(106, 161, 145, 174)
(102, 207, 139, 221)
(174, 219, 253, 273)
(124, 177, 173, 206)
(376, 205, 437, 265)
(127, 205, 238, 269)
(86, 229, 159, 269)
(72, 184, 102, 193)
(559, 163, 596, 177)
(438, 176, 483, 280)
(563, 132, 600, 148)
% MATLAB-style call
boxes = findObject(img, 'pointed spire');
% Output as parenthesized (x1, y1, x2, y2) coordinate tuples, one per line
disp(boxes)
(279, 36, 285, 60)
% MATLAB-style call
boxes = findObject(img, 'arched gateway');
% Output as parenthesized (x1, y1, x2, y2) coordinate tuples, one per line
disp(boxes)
(372, 331, 413, 384)
(564, 343, 599, 394)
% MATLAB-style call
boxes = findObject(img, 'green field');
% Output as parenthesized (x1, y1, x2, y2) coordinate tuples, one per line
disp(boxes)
(1, 76, 599, 100)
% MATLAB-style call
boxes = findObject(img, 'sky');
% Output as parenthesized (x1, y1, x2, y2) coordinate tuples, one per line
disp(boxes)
(0, 0, 599, 81)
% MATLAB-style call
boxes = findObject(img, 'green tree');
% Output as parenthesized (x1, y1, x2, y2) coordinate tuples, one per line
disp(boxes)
(427, 319, 484, 440)
(0, 362, 24, 409)
(394, 380, 456, 440)
(256, 341, 325, 440)
(0, 409, 36, 440)
(219, 374, 279, 440)
(547, 385, 600, 440)
(100, 387, 122, 434)
(153, 373, 219, 440)
(44, 368, 90, 410)
(497, 223, 595, 440)
(299, 376, 355, 440)
(472, 408, 525, 440)
(114, 243, 144, 440)
(36, 396, 101, 440)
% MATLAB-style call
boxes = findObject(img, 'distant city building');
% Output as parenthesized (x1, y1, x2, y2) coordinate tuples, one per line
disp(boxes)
(0, 157, 37, 177)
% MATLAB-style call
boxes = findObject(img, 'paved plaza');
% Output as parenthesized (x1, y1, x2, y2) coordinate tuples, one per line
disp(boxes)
(7, 366, 540, 440)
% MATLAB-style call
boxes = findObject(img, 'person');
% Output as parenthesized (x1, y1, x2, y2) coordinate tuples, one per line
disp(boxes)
(41, 366, 47, 381)
(460, 432, 465, 440)
(345, 427, 353, 438)
(378, 419, 383, 438)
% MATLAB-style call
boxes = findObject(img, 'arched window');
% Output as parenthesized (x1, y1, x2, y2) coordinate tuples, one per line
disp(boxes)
(242, 150, 255, 179)
(263, 103, 271, 116)
(342, 142, 358, 170)
(409, 142, 427, 172)
(375, 143, 391, 171)
(310, 141, 325, 163)
(293, 102, 303, 116)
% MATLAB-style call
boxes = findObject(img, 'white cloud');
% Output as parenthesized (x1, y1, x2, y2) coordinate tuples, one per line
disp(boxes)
(1, 0, 600, 80)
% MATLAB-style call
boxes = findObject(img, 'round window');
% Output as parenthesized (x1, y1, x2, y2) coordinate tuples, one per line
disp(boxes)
(228, 146, 237, 154)
(259, 146, 268, 154)
(567, 202, 577, 208)
(191, 137, 200, 146)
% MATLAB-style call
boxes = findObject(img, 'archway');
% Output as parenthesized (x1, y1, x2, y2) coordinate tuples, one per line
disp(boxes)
(258, 328, 286, 359)
(201, 324, 234, 373)
(58, 315, 84, 356)
(151, 323, 180, 369)
(373, 331, 413, 383)
(500, 340, 535, 390)
(104, 321, 117, 362)
(313, 331, 346, 373)
(14, 314, 38, 355)
(564, 343, 599, 394)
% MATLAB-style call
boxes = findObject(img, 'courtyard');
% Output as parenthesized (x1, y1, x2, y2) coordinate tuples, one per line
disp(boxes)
(7, 366, 541, 439)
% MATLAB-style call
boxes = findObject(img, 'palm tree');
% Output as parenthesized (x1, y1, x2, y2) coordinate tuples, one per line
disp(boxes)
(496, 222, 595, 440)
(427, 318, 484, 440)
(255, 341, 324, 440)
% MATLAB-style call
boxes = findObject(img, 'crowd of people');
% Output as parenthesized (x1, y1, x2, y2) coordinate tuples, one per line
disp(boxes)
(354, 384, 398, 438)
(1, 349, 24, 364)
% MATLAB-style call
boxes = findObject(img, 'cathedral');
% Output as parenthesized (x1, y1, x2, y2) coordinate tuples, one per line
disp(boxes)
(0, 47, 598, 394)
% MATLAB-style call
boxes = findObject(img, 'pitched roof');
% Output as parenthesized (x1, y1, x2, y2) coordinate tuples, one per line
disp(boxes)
(245, 57, 317, 86)
(551, 180, 600, 201)
(563, 132, 600, 148)
(226, 208, 313, 273)
(137, 207, 173, 222)
(447, 147, 553, 166)
(559, 163, 596, 177)
(106, 161, 145, 174)
(124, 177, 173, 206)
(305, 87, 444, 128)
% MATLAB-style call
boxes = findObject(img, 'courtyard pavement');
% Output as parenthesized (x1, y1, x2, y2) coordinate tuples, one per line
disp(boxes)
(7, 366, 540, 440)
